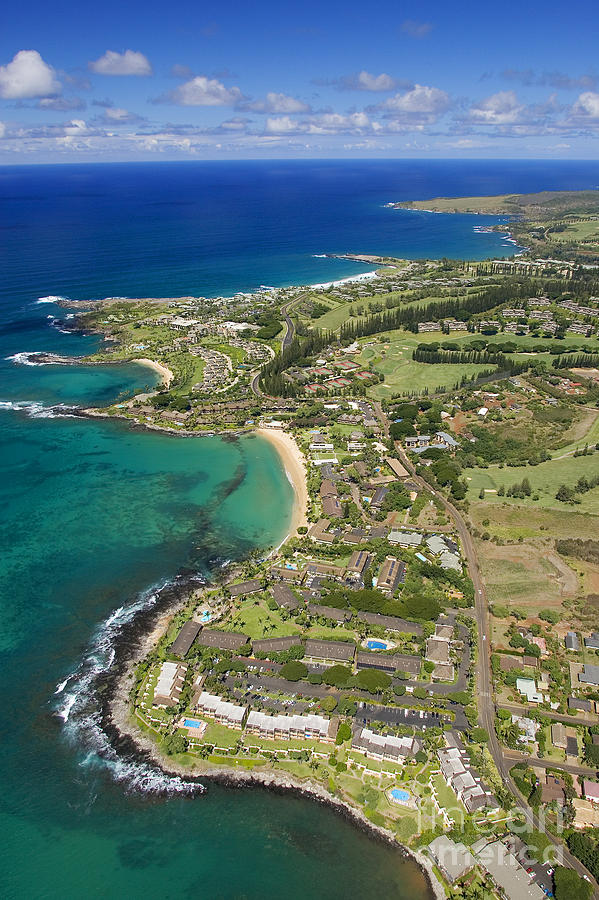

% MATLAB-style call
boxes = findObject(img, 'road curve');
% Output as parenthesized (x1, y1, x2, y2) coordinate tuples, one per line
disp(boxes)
(372, 401, 599, 893)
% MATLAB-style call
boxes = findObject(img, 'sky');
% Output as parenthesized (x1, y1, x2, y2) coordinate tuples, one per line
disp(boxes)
(0, 0, 598, 162)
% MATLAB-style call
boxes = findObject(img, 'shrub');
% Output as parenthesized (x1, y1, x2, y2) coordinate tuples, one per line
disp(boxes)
(279, 660, 308, 681)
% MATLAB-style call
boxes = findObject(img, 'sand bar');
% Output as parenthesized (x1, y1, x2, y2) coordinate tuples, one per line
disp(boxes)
(257, 427, 308, 539)
(134, 358, 173, 388)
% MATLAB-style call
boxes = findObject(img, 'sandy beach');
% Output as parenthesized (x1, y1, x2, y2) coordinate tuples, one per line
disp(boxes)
(134, 357, 173, 388)
(257, 427, 309, 538)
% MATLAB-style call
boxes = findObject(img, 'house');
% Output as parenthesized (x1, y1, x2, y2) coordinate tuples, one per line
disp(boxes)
(427, 836, 476, 884)
(426, 534, 450, 555)
(516, 677, 543, 703)
(583, 779, 599, 804)
(541, 775, 566, 805)
(195, 691, 247, 729)
(566, 735, 579, 757)
(426, 637, 451, 664)
(579, 663, 599, 685)
(435, 623, 454, 641)
(565, 631, 581, 651)
(530, 636, 547, 655)
(437, 746, 498, 813)
(170, 621, 201, 657)
(319, 478, 337, 499)
(368, 485, 389, 510)
(352, 727, 422, 763)
(388, 529, 422, 547)
(196, 628, 250, 652)
(252, 635, 302, 655)
(304, 639, 355, 666)
(322, 495, 344, 518)
(439, 551, 462, 572)
(245, 710, 337, 743)
(153, 661, 187, 707)
(228, 579, 263, 598)
(376, 557, 405, 594)
(385, 457, 409, 479)
(584, 632, 599, 650)
(568, 696, 593, 713)
(356, 651, 420, 676)
(572, 798, 599, 829)
(271, 584, 300, 611)
(551, 722, 567, 749)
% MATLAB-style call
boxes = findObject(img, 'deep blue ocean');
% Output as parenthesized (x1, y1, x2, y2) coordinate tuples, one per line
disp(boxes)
(1, 160, 598, 900)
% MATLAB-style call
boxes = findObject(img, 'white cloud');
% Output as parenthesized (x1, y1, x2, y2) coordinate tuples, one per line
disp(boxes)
(401, 20, 433, 39)
(63, 119, 88, 136)
(468, 90, 523, 124)
(572, 91, 599, 119)
(89, 50, 152, 76)
(0, 121, 6, 138)
(265, 115, 300, 134)
(249, 92, 310, 113)
(265, 111, 372, 135)
(353, 71, 397, 91)
(382, 84, 450, 120)
(0, 50, 61, 99)
(167, 76, 243, 106)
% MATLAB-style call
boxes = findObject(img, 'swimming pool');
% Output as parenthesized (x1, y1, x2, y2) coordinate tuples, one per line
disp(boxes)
(184, 719, 202, 729)
(366, 640, 387, 650)
(390, 788, 411, 804)
(200, 611, 211, 622)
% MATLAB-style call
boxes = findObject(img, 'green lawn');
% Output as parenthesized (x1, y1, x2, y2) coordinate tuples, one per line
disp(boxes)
(225, 596, 302, 640)
(465, 452, 599, 514)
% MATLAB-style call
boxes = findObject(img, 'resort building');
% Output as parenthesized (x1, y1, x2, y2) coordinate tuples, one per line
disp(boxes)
(351, 727, 422, 763)
(270, 584, 300, 611)
(425, 637, 451, 664)
(196, 628, 250, 652)
(153, 661, 188, 708)
(472, 840, 546, 900)
(195, 691, 247, 729)
(307, 603, 352, 623)
(304, 639, 355, 666)
(376, 556, 405, 594)
(388, 530, 422, 547)
(228, 579, 263, 598)
(357, 611, 422, 635)
(356, 651, 420, 676)
(245, 711, 337, 743)
(170, 621, 201, 657)
(346, 549, 371, 577)
(438, 746, 498, 813)
(252, 635, 302, 655)
(427, 836, 476, 884)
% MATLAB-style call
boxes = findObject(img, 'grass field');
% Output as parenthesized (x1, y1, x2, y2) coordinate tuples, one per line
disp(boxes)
(469, 500, 599, 542)
(548, 219, 599, 243)
(465, 452, 599, 514)
(225, 596, 301, 640)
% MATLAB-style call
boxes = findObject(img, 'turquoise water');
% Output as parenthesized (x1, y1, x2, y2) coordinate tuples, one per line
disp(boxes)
(366, 640, 388, 650)
(4, 160, 599, 899)
(391, 790, 411, 804)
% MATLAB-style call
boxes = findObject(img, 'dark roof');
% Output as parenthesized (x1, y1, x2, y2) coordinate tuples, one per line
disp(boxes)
(357, 611, 422, 635)
(356, 651, 420, 675)
(170, 620, 201, 657)
(347, 549, 370, 573)
(322, 495, 343, 518)
(307, 603, 352, 622)
(196, 629, 249, 651)
(568, 696, 592, 711)
(228, 579, 262, 597)
(369, 485, 389, 508)
(377, 557, 405, 592)
(566, 736, 579, 756)
(369, 525, 389, 539)
(252, 635, 302, 654)
(271, 584, 300, 610)
(304, 639, 355, 662)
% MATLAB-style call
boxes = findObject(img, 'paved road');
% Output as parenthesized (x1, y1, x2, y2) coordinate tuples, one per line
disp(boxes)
(372, 403, 599, 892)
(502, 748, 599, 778)
(499, 701, 599, 729)
(250, 296, 300, 396)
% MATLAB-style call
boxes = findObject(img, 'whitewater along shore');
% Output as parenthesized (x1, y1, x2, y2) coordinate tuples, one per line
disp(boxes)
(9, 350, 173, 388)
(256, 427, 309, 539)
(103, 583, 443, 900)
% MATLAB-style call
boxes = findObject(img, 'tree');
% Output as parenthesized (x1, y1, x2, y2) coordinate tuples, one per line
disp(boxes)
(162, 734, 187, 756)
(335, 721, 352, 744)
(356, 668, 392, 693)
(322, 664, 353, 688)
(279, 660, 308, 682)
(470, 727, 489, 743)
(553, 867, 592, 900)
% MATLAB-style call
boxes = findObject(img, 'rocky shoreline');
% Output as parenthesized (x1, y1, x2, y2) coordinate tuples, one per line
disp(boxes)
(103, 581, 444, 900)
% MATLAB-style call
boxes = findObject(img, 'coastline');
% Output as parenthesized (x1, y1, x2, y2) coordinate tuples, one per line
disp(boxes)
(104, 593, 443, 900)
(256, 427, 309, 539)
(133, 357, 173, 388)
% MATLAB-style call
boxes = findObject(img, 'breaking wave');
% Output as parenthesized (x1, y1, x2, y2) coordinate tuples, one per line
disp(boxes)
(5, 351, 46, 366)
(0, 399, 79, 418)
(36, 295, 68, 304)
(54, 579, 205, 796)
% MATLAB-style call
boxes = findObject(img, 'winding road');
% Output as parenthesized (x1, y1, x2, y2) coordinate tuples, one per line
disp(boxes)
(372, 401, 599, 893)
